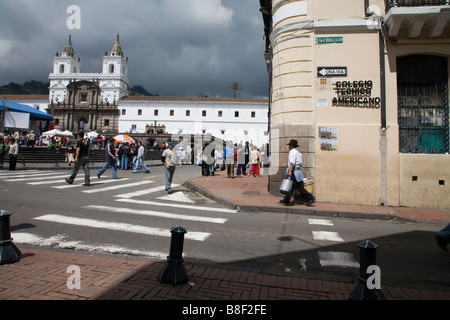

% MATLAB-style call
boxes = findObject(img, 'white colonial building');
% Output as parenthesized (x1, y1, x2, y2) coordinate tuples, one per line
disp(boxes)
(119, 96, 269, 147)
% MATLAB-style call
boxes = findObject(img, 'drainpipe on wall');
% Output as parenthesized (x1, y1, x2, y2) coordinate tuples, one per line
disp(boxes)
(378, 17, 388, 206)
(367, 0, 389, 206)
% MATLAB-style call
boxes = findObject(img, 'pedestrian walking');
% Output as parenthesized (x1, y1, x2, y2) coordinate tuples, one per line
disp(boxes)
(243, 141, 250, 176)
(65, 131, 91, 186)
(250, 147, 261, 177)
(223, 140, 235, 178)
(26, 130, 36, 152)
(201, 142, 210, 176)
(279, 139, 315, 206)
(65, 141, 75, 166)
(236, 144, 245, 177)
(97, 137, 118, 179)
(120, 142, 130, 170)
(8, 137, 18, 171)
(133, 141, 150, 173)
(162, 141, 182, 194)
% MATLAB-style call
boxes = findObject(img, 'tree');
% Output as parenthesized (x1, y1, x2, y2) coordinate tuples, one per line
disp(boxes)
(199, 93, 209, 97)
(228, 82, 243, 98)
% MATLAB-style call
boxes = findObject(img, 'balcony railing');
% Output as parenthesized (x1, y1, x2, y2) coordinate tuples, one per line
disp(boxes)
(386, 0, 449, 11)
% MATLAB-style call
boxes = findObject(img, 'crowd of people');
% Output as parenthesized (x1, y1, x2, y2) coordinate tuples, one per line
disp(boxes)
(198, 140, 267, 179)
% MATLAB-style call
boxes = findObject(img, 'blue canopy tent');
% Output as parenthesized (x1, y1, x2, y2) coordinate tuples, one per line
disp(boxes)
(0, 99, 53, 121)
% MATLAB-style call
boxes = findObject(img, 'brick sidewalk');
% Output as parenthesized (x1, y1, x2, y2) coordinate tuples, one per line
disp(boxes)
(1, 247, 449, 301)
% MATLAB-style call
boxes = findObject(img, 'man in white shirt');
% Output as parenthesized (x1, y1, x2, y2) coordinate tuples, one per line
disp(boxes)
(133, 141, 150, 173)
(162, 141, 182, 193)
(280, 139, 315, 206)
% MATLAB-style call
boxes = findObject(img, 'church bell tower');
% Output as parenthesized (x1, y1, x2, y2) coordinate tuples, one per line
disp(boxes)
(101, 35, 129, 103)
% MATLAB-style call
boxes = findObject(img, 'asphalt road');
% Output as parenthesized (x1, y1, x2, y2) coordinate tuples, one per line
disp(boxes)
(1, 164, 449, 291)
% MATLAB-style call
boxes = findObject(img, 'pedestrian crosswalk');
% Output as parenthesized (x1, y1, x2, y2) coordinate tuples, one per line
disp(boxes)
(2, 170, 360, 269)
(308, 218, 359, 269)
(2, 169, 234, 258)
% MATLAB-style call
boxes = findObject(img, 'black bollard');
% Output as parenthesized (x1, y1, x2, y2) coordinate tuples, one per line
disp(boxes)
(0, 210, 21, 264)
(54, 148, 59, 168)
(91, 150, 95, 166)
(348, 240, 386, 300)
(157, 226, 189, 285)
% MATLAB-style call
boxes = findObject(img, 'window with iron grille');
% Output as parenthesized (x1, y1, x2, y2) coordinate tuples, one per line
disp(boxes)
(397, 55, 449, 154)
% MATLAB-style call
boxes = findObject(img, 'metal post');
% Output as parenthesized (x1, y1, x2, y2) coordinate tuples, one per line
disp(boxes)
(348, 240, 386, 300)
(0, 210, 21, 264)
(157, 226, 189, 285)
(54, 148, 59, 168)
(91, 150, 95, 166)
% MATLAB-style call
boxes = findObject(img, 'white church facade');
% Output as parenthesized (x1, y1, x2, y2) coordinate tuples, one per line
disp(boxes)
(49, 35, 129, 105)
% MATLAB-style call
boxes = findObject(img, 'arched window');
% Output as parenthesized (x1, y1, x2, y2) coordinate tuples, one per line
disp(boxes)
(109, 64, 115, 73)
(59, 64, 65, 73)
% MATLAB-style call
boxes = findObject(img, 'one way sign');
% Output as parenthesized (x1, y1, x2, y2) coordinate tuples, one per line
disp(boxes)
(317, 67, 347, 77)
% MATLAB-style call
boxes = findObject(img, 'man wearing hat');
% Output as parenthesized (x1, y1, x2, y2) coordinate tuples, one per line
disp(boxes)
(280, 139, 315, 206)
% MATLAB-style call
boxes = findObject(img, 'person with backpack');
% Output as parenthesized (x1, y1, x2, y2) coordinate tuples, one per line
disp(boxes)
(65, 131, 91, 186)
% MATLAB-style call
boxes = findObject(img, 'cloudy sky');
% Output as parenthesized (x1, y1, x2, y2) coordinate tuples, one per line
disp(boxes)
(0, 0, 269, 99)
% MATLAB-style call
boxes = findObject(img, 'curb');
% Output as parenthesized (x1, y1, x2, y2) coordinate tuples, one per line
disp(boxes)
(184, 180, 416, 223)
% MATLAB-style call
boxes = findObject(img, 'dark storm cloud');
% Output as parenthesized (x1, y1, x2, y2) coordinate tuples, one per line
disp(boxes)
(0, 0, 269, 98)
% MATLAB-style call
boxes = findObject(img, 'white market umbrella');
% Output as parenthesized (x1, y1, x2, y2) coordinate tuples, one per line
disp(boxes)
(84, 131, 99, 139)
(42, 129, 65, 136)
(62, 130, 74, 137)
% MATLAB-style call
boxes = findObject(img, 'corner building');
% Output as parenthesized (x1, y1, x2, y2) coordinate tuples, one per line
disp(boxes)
(261, 0, 450, 209)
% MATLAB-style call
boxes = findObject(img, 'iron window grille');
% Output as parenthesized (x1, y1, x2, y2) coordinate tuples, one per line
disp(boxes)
(397, 56, 449, 154)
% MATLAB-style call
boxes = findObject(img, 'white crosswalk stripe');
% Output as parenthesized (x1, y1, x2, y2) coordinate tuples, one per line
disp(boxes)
(0, 170, 40, 176)
(34, 214, 211, 241)
(11, 232, 168, 259)
(312, 231, 344, 242)
(53, 177, 130, 189)
(114, 184, 180, 198)
(7, 174, 68, 182)
(1, 172, 65, 181)
(308, 218, 333, 226)
(317, 251, 359, 268)
(115, 198, 238, 214)
(84, 205, 228, 224)
(28, 176, 96, 185)
(82, 180, 154, 193)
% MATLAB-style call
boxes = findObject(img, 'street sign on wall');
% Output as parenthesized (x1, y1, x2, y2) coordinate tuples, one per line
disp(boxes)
(316, 37, 343, 44)
(317, 67, 348, 77)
